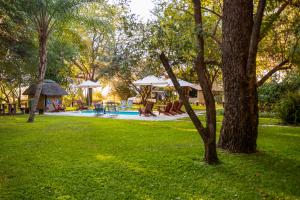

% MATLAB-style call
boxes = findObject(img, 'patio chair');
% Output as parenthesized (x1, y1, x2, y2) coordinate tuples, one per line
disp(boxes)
(119, 100, 127, 110)
(169, 101, 179, 115)
(127, 100, 133, 109)
(106, 101, 117, 113)
(138, 101, 156, 117)
(176, 101, 185, 114)
(76, 100, 89, 110)
(158, 102, 172, 115)
(52, 101, 65, 112)
(94, 102, 105, 115)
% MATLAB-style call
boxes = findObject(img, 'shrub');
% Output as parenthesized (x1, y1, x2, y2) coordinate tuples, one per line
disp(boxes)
(258, 71, 300, 112)
(276, 92, 300, 124)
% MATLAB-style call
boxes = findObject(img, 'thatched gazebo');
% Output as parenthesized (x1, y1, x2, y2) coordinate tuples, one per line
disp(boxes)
(23, 79, 68, 112)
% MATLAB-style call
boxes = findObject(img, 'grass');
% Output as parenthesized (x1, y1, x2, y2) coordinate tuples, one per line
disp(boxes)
(180, 114, 282, 125)
(0, 115, 299, 200)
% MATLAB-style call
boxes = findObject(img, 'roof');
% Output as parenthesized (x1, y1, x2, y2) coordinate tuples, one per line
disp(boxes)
(133, 76, 168, 86)
(23, 79, 68, 96)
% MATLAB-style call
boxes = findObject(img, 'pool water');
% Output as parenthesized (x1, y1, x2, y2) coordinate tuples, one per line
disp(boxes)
(81, 110, 139, 116)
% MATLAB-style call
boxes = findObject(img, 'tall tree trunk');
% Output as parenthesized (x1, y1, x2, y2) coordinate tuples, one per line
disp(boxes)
(192, 0, 218, 163)
(218, 0, 265, 153)
(159, 0, 218, 164)
(18, 83, 21, 108)
(160, 54, 218, 164)
(88, 87, 93, 105)
(27, 31, 48, 123)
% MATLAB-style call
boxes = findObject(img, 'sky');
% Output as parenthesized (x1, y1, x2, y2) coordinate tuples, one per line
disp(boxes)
(129, 0, 155, 21)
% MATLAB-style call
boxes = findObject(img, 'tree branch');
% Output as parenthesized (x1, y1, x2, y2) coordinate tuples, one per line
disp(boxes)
(246, 0, 267, 77)
(259, 0, 291, 42)
(160, 52, 207, 142)
(257, 59, 290, 87)
(201, 6, 222, 19)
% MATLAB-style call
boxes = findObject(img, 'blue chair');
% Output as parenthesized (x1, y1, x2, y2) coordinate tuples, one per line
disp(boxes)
(94, 102, 105, 115)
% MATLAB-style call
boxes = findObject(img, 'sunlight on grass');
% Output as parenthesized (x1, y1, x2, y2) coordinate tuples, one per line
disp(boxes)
(96, 154, 157, 175)
(115, 159, 148, 174)
(96, 154, 114, 161)
(0, 115, 299, 199)
(175, 128, 197, 132)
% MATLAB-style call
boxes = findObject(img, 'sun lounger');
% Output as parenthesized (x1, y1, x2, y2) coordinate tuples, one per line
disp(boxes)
(138, 101, 156, 117)
(52, 101, 65, 112)
(76, 100, 89, 110)
(158, 102, 173, 115)
(177, 101, 185, 114)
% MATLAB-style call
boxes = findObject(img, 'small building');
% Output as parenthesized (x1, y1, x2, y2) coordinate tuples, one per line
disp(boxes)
(23, 79, 68, 112)
(189, 83, 224, 105)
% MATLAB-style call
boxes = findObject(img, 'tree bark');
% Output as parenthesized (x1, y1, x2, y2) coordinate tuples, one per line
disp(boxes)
(218, 0, 266, 153)
(18, 83, 21, 108)
(27, 29, 48, 123)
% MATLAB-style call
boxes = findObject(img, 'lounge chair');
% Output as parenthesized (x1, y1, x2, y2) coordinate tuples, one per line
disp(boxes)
(176, 101, 185, 114)
(76, 100, 89, 110)
(138, 101, 156, 117)
(158, 102, 173, 115)
(52, 101, 65, 112)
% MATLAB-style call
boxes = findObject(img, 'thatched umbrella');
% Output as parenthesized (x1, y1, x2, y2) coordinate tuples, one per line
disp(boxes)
(23, 79, 68, 96)
(23, 80, 68, 111)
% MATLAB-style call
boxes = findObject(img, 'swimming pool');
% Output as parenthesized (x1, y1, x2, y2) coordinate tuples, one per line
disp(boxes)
(80, 110, 139, 116)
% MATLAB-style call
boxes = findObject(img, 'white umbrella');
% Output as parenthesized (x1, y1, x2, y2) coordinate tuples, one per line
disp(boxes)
(133, 76, 168, 101)
(133, 75, 168, 86)
(76, 80, 101, 106)
(76, 80, 101, 88)
(154, 78, 202, 90)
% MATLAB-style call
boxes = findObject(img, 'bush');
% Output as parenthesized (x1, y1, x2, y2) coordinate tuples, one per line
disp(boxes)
(258, 71, 300, 112)
(276, 92, 300, 124)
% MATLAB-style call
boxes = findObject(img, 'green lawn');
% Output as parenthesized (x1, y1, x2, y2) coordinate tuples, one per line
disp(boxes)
(0, 115, 299, 200)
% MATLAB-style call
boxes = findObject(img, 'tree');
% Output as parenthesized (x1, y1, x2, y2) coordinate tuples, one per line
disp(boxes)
(160, 0, 219, 164)
(0, 1, 37, 106)
(45, 34, 79, 87)
(218, 0, 300, 153)
(98, 11, 162, 104)
(13, 0, 92, 122)
(152, 0, 222, 87)
(65, 1, 119, 104)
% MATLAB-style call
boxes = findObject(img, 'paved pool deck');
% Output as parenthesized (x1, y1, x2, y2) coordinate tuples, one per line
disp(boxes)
(45, 111, 204, 121)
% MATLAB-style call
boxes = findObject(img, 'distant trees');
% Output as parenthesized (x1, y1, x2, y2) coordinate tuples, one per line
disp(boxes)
(99, 11, 162, 103)
(16, 0, 97, 123)
(0, 1, 37, 106)
(0, 0, 86, 110)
